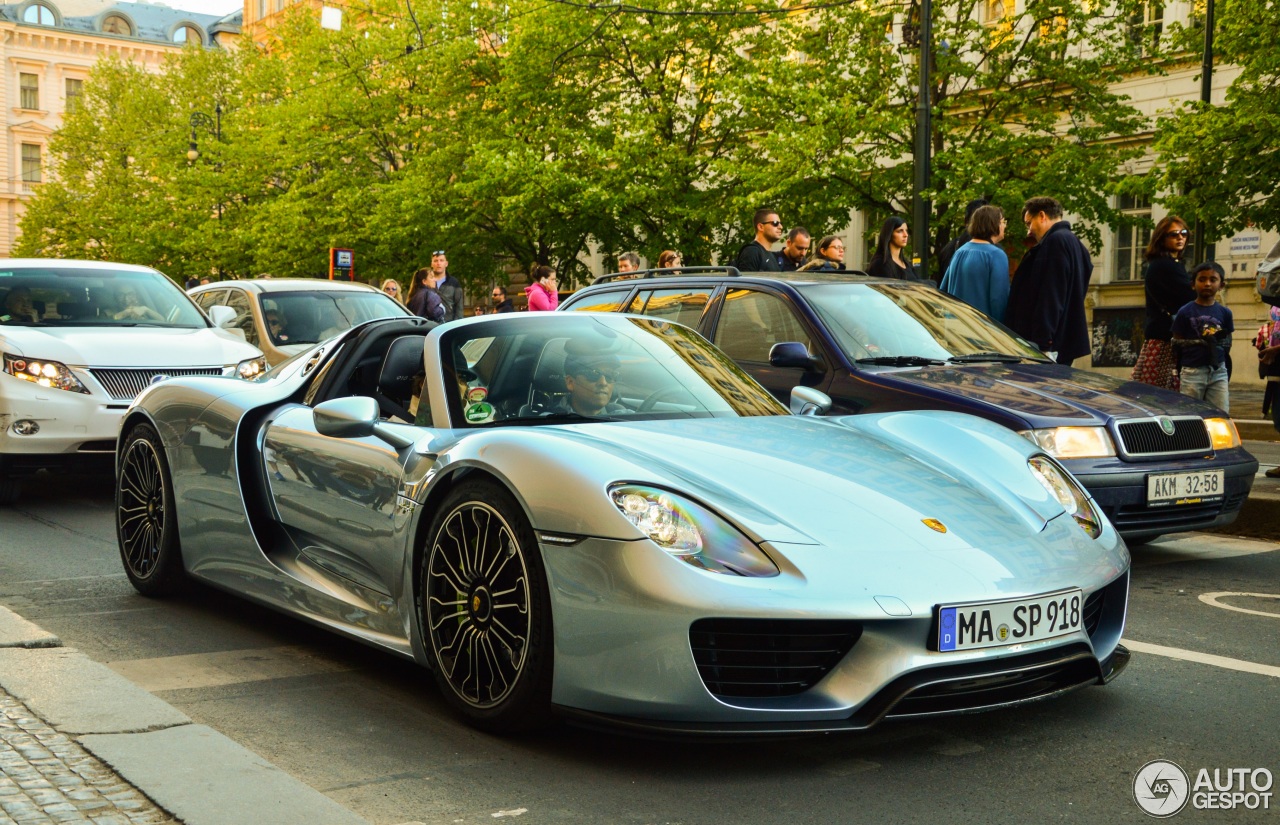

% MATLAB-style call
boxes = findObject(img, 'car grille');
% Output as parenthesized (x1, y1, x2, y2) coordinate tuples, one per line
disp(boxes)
(884, 649, 1099, 718)
(689, 618, 862, 699)
(90, 368, 223, 401)
(1115, 417, 1211, 457)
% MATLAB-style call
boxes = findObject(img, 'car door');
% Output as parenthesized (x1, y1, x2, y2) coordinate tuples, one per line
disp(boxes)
(709, 287, 831, 402)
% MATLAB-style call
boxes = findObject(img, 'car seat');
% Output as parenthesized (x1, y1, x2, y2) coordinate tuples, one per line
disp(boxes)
(376, 335, 426, 422)
(518, 339, 569, 416)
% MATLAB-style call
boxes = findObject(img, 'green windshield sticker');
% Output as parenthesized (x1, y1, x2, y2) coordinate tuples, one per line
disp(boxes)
(464, 402, 494, 423)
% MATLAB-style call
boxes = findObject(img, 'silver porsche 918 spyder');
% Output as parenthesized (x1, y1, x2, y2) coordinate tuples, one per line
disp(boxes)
(115, 312, 1130, 735)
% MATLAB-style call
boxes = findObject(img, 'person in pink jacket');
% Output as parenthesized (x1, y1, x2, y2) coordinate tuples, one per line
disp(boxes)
(525, 265, 559, 311)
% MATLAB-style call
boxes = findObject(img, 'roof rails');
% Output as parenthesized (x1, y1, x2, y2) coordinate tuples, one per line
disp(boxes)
(592, 266, 742, 285)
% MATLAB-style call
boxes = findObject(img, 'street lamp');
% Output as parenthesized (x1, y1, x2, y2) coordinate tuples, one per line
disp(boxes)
(1194, 0, 1216, 262)
(187, 104, 222, 163)
(905, 0, 933, 281)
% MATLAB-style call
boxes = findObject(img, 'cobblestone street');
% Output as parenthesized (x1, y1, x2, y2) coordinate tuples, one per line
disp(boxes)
(0, 690, 172, 825)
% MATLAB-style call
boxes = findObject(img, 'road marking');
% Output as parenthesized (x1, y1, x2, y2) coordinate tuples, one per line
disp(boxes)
(1198, 591, 1280, 618)
(1130, 534, 1280, 567)
(1124, 640, 1280, 679)
(108, 645, 356, 692)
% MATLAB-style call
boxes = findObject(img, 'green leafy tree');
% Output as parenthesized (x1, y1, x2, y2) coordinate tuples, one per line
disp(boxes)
(1155, 0, 1280, 236)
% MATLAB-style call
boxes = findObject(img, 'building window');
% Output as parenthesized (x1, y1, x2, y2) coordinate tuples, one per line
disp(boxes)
(22, 3, 56, 25)
(981, 0, 1010, 24)
(22, 144, 42, 189)
(257, 0, 266, 18)
(173, 24, 201, 44)
(1114, 193, 1152, 282)
(20, 73, 39, 110)
(1128, 2, 1163, 54)
(65, 78, 83, 114)
(101, 14, 132, 35)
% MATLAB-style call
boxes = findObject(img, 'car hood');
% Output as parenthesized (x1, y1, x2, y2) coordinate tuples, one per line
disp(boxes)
(879, 361, 1217, 424)
(0, 326, 261, 367)
(547, 412, 1073, 549)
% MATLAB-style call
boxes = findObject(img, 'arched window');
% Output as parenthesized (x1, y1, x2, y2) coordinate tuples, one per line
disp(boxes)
(173, 24, 201, 44)
(101, 14, 132, 35)
(22, 3, 56, 25)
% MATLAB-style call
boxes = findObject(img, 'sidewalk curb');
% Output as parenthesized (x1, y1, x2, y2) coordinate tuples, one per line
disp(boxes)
(0, 605, 372, 825)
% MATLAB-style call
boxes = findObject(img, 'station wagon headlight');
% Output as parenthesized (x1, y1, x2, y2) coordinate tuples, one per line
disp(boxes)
(234, 356, 267, 381)
(1018, 426, 1115, 459)
(1204, 417, 1240, 450)
(610, 484, 779, 577)
(1028, 456, 1102, 539)
(2, 353, 88, 394)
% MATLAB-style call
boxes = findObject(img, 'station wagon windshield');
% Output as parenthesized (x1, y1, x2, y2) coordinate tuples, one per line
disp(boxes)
(0, 268, 207, 328)
(804, 283, 1048, 363)
(439, 315, 789, 427)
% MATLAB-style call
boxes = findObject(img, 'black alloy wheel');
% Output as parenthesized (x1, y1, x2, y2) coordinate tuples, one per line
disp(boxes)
(116, 423, 186, 596)
(421, 479, 552, 732)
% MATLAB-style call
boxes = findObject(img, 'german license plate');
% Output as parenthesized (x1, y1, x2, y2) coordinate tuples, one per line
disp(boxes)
(1146, 470, 1225, 507)
(937, 590, 1083, 652)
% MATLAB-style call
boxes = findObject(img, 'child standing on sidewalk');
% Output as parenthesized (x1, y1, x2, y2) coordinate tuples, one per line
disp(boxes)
(1172, 262, 1233, 412)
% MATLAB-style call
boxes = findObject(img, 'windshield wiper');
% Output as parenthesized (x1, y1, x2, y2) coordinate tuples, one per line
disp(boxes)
(855, 355, 946, 366)
(948, 352, 1032, 364)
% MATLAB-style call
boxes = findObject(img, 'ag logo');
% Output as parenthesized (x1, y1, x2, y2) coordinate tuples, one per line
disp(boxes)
(1134, 760, 1190, 817)
(1157, 416, 1176, 436)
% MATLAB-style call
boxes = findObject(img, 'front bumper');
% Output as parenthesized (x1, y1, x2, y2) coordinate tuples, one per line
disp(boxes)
(1068, 448, 1258, 540)
(1, 371, 128, 475)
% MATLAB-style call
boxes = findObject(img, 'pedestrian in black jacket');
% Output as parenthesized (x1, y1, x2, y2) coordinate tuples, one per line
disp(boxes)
(1132, 215, 1194, 389)
(734, 208, 784, 272)
(1005, 197, 1092, 365)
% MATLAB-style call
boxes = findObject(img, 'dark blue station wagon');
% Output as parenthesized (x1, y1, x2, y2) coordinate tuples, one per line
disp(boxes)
(560, 269, 1257, 542)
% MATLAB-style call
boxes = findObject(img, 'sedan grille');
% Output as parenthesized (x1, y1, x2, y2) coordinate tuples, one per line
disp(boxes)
(90, 367, 223, 401)
(1115, 417, 1210, 457)
(690, 618, 862, 699)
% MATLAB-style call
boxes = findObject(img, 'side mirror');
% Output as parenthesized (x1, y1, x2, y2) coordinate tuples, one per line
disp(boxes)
(207, 305, 236, 328)
(314, 397, 379, 439)
(790, 386, 832, 416)
(770, 342, 823, 372)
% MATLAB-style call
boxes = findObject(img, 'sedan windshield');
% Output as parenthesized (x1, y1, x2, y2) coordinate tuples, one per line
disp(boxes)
(803, 282, 1048, 363)
(258, 290, 409, 345)
(0, 268, 207, 328)
(440, 315, 788, 427)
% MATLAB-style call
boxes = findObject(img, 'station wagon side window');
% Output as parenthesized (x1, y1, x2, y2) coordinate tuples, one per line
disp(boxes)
(713, 289, 810, 363)
(565, 289, 632, 313)
(626, 287, 712, 330)
(222, 289, 260, 347)
(193, 289, 226, 311)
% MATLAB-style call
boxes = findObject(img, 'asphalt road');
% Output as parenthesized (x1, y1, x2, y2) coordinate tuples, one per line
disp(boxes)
(1, 470, 1278, 825)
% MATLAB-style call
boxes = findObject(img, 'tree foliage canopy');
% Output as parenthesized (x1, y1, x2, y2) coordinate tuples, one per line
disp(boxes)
(18, 0, 1166, 286)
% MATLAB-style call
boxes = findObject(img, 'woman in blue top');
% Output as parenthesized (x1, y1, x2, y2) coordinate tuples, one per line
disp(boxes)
(939, 205, 1009, 320)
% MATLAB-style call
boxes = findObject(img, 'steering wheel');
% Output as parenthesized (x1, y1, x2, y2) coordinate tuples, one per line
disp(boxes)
(637, 386, 695, 413)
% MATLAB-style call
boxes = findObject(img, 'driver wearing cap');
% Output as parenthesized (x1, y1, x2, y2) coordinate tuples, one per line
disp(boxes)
(559, 353, 627, 416)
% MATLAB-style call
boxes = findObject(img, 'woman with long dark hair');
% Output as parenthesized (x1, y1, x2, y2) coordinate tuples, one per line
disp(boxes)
(525, 265, 559, 311)
(865, 217, 918, 280)
(1132, 215, 1194, 390)
(406, 267, 445, 322)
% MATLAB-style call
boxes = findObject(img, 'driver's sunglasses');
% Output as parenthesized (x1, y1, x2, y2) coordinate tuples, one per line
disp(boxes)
(576, 368, 618, 383)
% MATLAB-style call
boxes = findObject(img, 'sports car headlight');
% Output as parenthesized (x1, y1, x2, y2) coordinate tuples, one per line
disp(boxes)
(2, 353, 88, 394)
(1018, 426, 1116, 459)
(234, 356, 267, 381)
(609, 484, 779, 577)
(1205, 417, 1240, 450)
(1028, 456, 1102, 539)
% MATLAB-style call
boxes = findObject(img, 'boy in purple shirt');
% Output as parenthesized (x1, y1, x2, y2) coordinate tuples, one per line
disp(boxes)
(1171, 262, 1233, 412)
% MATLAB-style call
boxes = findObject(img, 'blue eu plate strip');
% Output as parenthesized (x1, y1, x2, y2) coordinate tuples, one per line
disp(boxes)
(938, 607, 957, 651)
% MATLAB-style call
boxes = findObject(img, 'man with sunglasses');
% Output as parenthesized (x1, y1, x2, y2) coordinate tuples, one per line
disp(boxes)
(734, 208, 784, 272)
(1005, 196, 1092, 365)
(431, 250, 465, 322)
(491, 285, 515, 313)
(560, 354, 627, 417)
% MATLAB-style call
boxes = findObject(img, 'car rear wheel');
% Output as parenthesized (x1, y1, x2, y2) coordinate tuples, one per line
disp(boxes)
(116, 423, 186, 596)
(420, 479, 553, 733)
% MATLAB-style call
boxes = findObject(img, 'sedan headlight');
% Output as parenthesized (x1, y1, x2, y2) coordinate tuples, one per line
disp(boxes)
(609, 484, 779, 577)
(1204, 417, 1240, 450)
(2, 353, 88, 394)
(1028, 456, 1102, 539)
(234, 356, 267, 381)
(1019, 426, 1116, 459)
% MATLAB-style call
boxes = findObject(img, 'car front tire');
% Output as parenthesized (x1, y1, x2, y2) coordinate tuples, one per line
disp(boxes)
(116, 423, 186, 596)
(420, 479, 553, 733)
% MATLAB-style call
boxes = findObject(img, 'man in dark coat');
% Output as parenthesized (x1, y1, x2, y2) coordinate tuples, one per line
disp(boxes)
(734, 208, 784, 272)
(1005, 196, 1092, 365)
(491, 285, 515, 313)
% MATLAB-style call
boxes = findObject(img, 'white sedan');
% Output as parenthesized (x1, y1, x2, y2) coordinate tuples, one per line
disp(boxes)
(1, 259, 264, 503)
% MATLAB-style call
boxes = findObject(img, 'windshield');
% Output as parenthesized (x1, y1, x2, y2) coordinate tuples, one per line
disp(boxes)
(0, 267, 207, 328)
(439, 315, 788, 427)
(804, 282, 1048, 362)
(258, 290, 409, 346)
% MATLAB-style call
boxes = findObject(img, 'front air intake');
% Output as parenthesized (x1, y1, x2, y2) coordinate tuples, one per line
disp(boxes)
(690, 618, 862, 699)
